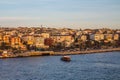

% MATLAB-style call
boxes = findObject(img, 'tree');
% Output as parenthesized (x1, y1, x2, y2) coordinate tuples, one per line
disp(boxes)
(0, 42, 11, 50)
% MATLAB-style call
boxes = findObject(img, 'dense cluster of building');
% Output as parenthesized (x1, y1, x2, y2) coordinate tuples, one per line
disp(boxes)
(0, 27, 120, 54)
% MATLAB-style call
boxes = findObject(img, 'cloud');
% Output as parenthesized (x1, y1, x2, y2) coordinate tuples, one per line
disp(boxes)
(0, 17, 40, 21)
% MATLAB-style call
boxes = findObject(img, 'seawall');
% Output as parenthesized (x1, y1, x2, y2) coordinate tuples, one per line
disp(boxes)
(53, 48, 120, 56)
(0, 48, 120, 58)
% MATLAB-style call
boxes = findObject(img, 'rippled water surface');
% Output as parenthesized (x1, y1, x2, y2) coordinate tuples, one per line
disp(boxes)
(0, 52, 120, 80)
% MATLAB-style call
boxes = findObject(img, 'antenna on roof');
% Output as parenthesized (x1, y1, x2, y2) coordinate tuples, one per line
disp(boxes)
(41, 25, 43, 28)
(0, 25, 2, 29)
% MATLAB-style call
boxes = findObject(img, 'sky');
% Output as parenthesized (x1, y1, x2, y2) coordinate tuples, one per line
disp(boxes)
(0, 0, 120, 29)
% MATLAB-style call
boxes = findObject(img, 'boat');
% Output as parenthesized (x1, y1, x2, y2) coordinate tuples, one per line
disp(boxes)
(61, 56, 71, 62)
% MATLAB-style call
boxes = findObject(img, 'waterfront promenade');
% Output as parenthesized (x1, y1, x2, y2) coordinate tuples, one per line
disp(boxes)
(54, 48, 120, 55)
(0, 48, 120, 58)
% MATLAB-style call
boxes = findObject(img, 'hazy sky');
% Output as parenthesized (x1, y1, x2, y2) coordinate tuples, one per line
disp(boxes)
(0, 0, 120, 29)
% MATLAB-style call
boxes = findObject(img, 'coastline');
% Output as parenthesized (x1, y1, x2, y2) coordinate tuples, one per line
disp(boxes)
(0, 48, 120, 59)
(54, 48, 120, 56)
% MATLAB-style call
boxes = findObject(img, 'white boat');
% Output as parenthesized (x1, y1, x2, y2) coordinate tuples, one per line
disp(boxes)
(61, 56, 71, 62)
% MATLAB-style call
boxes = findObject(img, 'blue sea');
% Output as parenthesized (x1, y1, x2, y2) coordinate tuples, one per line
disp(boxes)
(0, 52, 120, 80)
